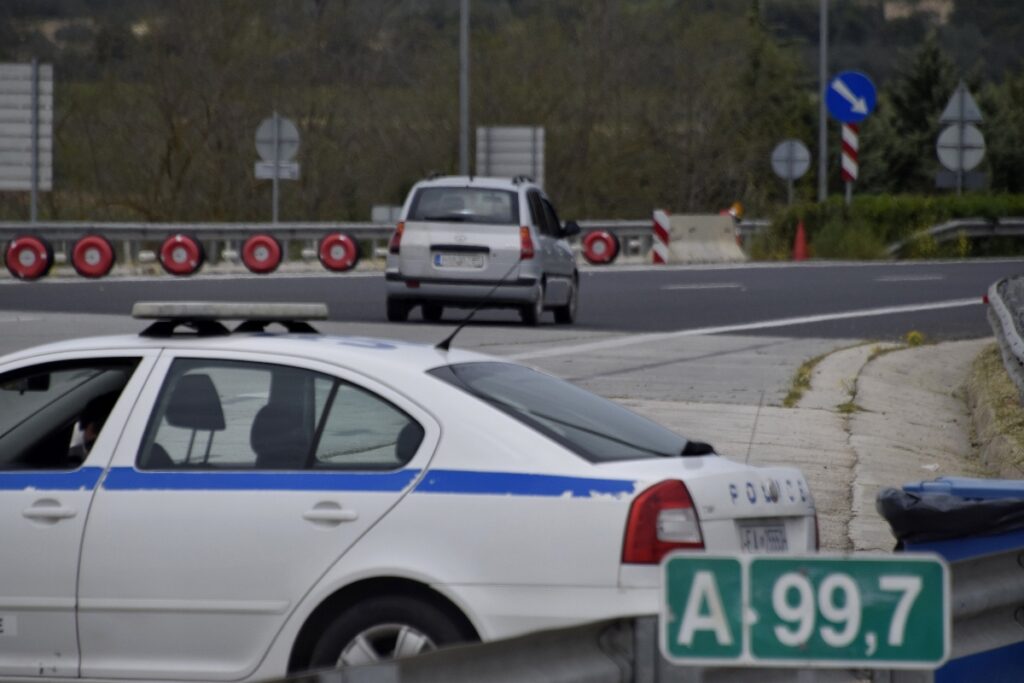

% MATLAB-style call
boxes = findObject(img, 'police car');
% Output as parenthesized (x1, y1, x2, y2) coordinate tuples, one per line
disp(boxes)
(0, 303, 816, 679)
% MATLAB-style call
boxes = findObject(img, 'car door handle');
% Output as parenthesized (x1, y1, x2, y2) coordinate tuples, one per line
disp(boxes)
(303, 503, 359, 525)
(23, 500, 77, 522)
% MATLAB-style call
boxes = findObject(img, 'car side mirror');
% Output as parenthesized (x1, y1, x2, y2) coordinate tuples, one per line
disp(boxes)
(562, 221, 581, 238)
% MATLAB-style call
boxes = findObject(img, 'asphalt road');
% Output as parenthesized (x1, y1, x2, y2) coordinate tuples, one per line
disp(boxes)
(1, 258, 1021, 340)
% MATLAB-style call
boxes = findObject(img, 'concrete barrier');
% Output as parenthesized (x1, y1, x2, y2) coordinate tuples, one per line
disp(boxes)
(651, 212, 747, 264)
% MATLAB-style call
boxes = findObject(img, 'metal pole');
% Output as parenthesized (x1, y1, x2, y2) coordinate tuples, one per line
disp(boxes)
(845, 181, 852, 206)
(30, 58, 39, 223)
(787, 146, 795, 205)
(272, 111, 280, 223)
(817, 0, 828, 202)
(459, 0, 470, 176)
(957, 92, 964, 195)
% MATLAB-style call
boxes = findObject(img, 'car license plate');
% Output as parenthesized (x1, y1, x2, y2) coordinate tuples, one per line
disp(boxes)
(738, 521, 788, 553)
(434, 252, 485, 268)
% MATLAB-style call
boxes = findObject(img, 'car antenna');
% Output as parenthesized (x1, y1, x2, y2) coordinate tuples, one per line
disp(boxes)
(436, 259, 522, 351)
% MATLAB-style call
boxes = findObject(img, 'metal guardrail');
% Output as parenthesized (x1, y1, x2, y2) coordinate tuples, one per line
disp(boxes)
(886, 217, 1024, 256)
(986, 276, 1024, 404)
(283, 547, 1023, 683)
(0, 218, 768, 273)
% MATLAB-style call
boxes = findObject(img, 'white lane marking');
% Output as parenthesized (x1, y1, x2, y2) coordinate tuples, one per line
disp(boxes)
(875, 275, 945, 282)
(661, 282, 744, 291)
(583, 257, 1024, 273)
(508, 298, 981, 361)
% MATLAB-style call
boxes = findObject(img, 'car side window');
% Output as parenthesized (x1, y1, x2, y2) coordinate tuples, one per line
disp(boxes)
(540, 198, 562, 237)
(137, 359, 423, 471)
(530, 191, 559, 237)
(526, 190, 544, 232)
(0, 358, 140, 470)
(314, 383, 424, 470)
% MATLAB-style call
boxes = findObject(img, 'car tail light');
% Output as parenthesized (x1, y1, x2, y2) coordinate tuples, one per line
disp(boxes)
(622, 480, 703, 564)
(983, 293, 989, 305)
(389, 221, 405, 254)
(520, 226, 535, 260)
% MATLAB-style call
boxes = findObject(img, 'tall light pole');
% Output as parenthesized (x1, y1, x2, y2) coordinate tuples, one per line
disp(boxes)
(459, 0, 470, 176)
(818, 0, 828, 202)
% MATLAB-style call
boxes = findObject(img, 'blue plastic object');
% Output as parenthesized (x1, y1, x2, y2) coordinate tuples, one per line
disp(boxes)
(894, 477, 1024, 682)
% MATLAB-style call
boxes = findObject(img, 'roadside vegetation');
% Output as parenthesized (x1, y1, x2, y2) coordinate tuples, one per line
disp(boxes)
(0, 1, 1022, 262)
(970, 345, 1024, 476)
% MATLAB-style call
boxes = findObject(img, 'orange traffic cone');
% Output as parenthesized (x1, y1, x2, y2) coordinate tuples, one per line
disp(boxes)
(792, 221, 808, 261)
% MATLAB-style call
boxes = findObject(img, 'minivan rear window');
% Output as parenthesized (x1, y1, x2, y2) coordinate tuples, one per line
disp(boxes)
(429, 362, 694, 463)
(408, 187, 519, 225)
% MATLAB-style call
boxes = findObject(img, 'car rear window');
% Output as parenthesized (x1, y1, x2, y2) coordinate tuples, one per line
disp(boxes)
(429, 362, 692, 463)
(408, 187, 519, 225)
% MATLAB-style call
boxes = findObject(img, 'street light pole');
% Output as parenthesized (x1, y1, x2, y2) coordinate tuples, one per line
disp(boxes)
(818, 0, 828, 202)
(459, 0, 470, 176)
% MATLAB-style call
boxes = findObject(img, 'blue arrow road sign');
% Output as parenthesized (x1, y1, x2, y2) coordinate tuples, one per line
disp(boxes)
(826, 71, 877, 124)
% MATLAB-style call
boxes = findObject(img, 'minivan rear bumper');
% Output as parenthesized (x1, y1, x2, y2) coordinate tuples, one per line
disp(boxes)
(385, 272, 539, 306)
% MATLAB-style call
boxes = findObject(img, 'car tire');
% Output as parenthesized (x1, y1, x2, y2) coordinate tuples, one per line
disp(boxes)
(386, 298, 410, 322)
(421, 303, 443, 322)
(553, 278, 578, 325)
(520, 284, 545, 326)
(308, 595, 472, 668)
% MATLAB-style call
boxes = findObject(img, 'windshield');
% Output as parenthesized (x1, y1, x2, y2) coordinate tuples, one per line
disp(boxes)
(408, 187, 519, 225)
(430, 362, 697, 463)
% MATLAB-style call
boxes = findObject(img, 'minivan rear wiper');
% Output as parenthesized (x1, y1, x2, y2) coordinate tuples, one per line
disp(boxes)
(423, 214, 469, 222)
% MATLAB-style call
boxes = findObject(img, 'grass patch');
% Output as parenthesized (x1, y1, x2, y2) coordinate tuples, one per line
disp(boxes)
(904, 330, 925, 347)
(973, 344, 1024, 472)
(783, 352, 828, 407)
(836, 401, 864, 414)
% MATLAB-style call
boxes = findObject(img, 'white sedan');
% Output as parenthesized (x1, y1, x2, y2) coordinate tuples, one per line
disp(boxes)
(0, 302, 816, 681)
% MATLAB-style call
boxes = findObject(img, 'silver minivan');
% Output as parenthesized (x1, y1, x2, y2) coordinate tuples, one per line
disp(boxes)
(384, 176, 580, 325)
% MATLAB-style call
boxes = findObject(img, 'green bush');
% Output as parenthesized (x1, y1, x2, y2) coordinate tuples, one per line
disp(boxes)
(749, 193, 1024, 260)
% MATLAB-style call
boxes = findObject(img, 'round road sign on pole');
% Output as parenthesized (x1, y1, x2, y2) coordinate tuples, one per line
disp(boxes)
(826, 70, 877, 124)
(255, 116, 300, 162)
(771, 139, 811, 205)
(771, 140, 811, 180)
(937, 124, 985, 172)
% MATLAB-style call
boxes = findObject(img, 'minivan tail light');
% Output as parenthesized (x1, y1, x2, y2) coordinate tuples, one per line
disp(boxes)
(622, 480, 703, 564)
(389, 221, 405, 254)
(520, 226, 535, 260)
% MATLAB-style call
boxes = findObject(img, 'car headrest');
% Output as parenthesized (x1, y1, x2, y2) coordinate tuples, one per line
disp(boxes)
(165, 374, 226, 431)
(251, 402, 310, 469)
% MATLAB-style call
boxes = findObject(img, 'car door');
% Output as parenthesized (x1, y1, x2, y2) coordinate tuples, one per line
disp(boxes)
(532, 192, 574, 304)
(0, 351, 156, 678)
(540, 196, 575, 278)
(76, 350, 439, 681)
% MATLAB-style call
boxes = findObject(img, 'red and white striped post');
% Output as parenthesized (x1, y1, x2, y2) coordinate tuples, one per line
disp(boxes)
(841, 123, 859, 205)
(652, 210, 670, 264)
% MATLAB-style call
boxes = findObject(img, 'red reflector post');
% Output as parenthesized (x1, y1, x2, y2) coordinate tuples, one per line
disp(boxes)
(622, 480, 703, 564)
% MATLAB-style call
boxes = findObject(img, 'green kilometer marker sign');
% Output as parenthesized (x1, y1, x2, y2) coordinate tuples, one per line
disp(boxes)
(661, 554, 949, 669)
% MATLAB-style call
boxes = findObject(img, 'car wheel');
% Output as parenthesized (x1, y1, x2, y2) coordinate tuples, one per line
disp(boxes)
(553, 278, 578, 325)
(308, 595, 472, 668)
(519, 284, 545, 326)
(386, 298, 410, 322)
(421, 303, 443, 322)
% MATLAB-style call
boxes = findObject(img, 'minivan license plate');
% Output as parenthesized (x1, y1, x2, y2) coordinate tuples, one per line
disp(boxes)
(738, 522, 788, 553)
(434, 252, 485, 268)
